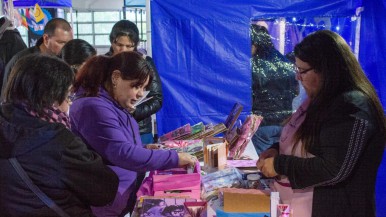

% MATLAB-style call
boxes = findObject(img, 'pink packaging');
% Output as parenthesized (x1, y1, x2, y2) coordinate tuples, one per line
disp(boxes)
(277, 204, 291, 217)
(152, 162, 201, 200)
(228, 114, 263, 159)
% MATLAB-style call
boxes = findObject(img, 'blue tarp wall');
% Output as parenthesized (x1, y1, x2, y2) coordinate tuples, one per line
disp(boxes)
(152, 0, 386, 133)
(151, 0, 386, 216)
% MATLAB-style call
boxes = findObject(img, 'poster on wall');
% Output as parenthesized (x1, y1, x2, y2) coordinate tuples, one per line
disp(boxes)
(25, 7, 55, 47)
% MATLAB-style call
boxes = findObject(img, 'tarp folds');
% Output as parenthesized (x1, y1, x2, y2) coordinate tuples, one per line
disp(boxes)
(151, 0, 380, 136)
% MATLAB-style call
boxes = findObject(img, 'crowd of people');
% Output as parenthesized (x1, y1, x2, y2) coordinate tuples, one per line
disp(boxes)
(0, 15, 384, 217)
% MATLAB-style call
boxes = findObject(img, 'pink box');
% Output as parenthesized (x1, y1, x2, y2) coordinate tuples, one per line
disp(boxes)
(153, 164, 201, 200)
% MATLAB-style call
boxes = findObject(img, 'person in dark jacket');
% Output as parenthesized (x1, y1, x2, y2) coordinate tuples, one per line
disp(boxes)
(257, 30, 386, 217)
(0, 16, 27, 89)
(106, 20, 162, 145)
(250, 23, 297, 155)
(0, 53, 118, 216)
(1, 17, 73, 95)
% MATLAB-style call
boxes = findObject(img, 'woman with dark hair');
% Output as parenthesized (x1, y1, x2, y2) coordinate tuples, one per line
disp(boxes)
(107, 20, 165, 214)
(69, 51, 196, 217)
(61, 39, 97, 74)
(107, 20, 163, 146)
(250, 23, 297, 155)
(0, 53, 118, 216)
(257, 30, 386, 216)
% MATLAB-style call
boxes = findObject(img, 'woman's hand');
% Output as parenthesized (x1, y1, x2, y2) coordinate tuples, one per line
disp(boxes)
(258, 157, 278, 177)
(145, 144, 160, 150)
(177, 152, 197, 167)
(256, 148, 278, 169)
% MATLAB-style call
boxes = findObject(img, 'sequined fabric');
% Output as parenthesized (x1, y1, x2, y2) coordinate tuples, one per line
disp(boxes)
(250, 24, 297, 126)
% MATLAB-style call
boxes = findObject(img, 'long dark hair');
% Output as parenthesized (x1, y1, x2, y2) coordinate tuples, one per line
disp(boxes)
(61, 39, 96, 74)
(73, 51, 153, 97)
(293, 30, 386, 153)
(250, 24, 275, 59)
(108, 20, 140, 54)
(2, 53, 74, 114)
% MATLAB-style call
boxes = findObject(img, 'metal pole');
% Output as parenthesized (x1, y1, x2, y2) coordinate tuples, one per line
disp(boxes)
(146, 0, 151, 56)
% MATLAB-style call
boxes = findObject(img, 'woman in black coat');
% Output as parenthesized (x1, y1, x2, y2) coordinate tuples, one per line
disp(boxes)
(0, 54, 118, 216)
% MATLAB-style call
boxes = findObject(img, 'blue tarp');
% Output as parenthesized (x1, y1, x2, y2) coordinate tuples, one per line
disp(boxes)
(151, 1, 386, 216)
(152, 0, 366, 135)
(4, 0, 72, 7)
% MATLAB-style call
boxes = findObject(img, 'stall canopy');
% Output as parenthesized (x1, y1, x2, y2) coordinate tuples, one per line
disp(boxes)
(125, 0, 145, 7)
(151, 0, 386, 135)
(4, 0, 72, 7)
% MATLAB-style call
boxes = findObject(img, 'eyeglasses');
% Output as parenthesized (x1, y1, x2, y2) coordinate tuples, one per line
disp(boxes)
(294, 65, 313, 75)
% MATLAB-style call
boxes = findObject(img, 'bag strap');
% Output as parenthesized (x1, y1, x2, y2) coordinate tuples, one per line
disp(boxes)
(8, 158, 70, 217)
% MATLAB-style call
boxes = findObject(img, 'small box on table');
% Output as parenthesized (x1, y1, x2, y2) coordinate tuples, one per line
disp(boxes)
(152, 163, 201, 200)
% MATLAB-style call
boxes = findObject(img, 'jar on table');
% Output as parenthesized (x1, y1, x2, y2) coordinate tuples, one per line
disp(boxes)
(246, 173, 260, 189)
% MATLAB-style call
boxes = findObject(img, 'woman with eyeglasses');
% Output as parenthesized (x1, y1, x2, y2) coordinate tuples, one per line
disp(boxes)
(257, 30, 386, 216)
(0, 53, 118, 216)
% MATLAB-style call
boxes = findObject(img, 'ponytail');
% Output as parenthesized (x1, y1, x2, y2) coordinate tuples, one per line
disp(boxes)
(74, 55, 111, 96)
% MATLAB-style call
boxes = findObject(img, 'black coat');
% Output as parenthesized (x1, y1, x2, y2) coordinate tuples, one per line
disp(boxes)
(0, 29, 27, 90)
(0, 104, 119, 216)
(132, 56, 163, 135)
(274, 91, 385, 216)
(1, 38, 42, 94)
(251, 49, 297, 126)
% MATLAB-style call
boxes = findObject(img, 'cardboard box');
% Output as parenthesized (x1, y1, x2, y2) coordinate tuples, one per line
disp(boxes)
(221, 188, 271, 213)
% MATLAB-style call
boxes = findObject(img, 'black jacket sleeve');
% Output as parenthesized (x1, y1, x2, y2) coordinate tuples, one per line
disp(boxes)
(273, 92, 379, 189)
(1, 47, 35, 95)
(132, 56, 163, 122)
(61, 135, 119, 206)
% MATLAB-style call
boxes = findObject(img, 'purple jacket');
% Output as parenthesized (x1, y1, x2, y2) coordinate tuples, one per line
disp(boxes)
(70, 87, 178, 215)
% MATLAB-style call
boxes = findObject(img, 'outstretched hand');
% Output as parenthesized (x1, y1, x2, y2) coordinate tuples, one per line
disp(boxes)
(177, 152, 197, 167)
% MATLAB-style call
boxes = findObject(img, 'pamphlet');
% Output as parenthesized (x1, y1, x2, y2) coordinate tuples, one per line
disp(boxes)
(134, 91, 152, 107)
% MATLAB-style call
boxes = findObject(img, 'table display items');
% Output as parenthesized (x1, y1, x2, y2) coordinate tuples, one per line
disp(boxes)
(137, 162, 202, 200)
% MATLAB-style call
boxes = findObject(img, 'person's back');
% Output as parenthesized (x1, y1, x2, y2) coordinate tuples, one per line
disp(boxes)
(250, 24, 297, 155)
(250, 24, 296, 125)
(0, 54, 118, 216)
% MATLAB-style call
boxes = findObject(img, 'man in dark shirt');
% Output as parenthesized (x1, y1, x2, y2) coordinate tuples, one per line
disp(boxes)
(1, 17, 73, 94)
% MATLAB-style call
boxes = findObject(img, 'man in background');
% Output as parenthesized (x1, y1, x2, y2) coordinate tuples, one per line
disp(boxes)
(1, 17, 72, 94)
(0, 16, 27, 90)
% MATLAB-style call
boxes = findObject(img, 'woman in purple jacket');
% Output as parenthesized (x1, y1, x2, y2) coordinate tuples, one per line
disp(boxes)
(69, 51, 196, 217)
